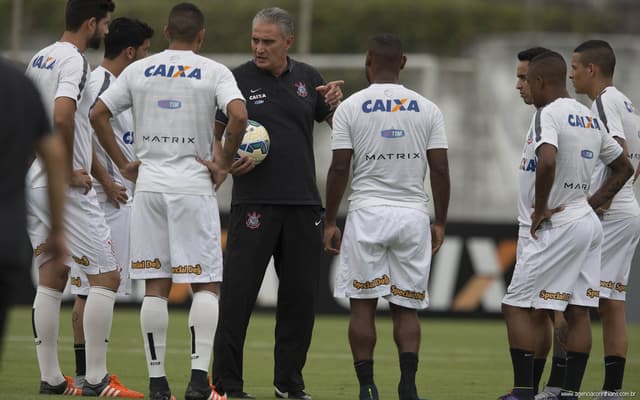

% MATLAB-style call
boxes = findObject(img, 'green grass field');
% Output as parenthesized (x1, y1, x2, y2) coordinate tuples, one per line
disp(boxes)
(1, 306, 638, 399)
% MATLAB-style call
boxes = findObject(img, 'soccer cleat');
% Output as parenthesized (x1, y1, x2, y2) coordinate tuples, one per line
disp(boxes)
(185, 382, 229, 400)
(359, 384, 379, 400)
(275, 387, 312, 400)
(40, 375, 82, 395)
(82, 374, 144, 398)
(496, 394, 520, 400)
(226, 391, 256, 399)
(534, 387, 560, 400)
(149, 391, 176, 400)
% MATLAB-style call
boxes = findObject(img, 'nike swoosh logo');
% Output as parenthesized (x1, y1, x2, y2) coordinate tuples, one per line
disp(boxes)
(250, 88, 262, 93)
(314, 219, 322, 226)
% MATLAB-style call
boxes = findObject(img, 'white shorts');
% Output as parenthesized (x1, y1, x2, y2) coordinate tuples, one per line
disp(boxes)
(69, 201, 132, 296)
(502, 212, 602, 311)
(334, 206, 432, 310)
(26, 187, 118, 275)
(129, 192, 223, 283)
(599, 215, 640, 301)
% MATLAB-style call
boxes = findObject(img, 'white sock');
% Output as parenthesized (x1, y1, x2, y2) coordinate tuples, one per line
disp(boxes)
(84, 287, 115, 384)
(140, 296, 168, 378)
(33, 286, 65, 385)
(188, 291, 219, 372)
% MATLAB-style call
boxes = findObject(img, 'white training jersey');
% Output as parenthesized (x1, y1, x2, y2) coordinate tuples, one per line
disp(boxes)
(25, 41, 93, 188)
(88, 66, 136, 201)
(589, 86, 640, 219)
(331, 83, 448, 213)
(99, 49, 244, 196)
(518, 97, 622, 229)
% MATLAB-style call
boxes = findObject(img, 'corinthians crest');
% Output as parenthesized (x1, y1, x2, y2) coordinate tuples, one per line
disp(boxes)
(294, 81, 308, 98)
(246, 211, 262, 230)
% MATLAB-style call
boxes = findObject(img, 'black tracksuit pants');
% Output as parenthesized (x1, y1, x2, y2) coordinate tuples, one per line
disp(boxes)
(213, 204, 323, 393)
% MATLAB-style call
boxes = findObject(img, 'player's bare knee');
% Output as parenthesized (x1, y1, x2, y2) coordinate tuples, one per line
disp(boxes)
(191, 282, 219, 296)
(38, 260, 70, 290)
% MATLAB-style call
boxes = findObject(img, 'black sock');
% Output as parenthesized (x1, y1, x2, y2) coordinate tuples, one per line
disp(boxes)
(563, 351, 589, 391)
(533, 358, 546, 394)
(603, 355, 625, 391)
(398, 352, 418, 400)
(74, 344, 86, 377)
(149, 376, 170, 393)
(354, 359, 374, 386)
(510, 348, 533, 398)
(547, 356, 566, 388)
(189, 369, 209, 390)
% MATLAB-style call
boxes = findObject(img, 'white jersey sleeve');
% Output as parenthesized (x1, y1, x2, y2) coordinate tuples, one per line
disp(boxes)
(533, 108, 559, 151)
(99, 66, 133, 117)
(595, 93, 625, 140)
(55, 54, 87, 102)
(598, 130, 623, 165)
(426, 106, 448, 150)
(214, 66, 245, 116)
(331, 102, 354, 150)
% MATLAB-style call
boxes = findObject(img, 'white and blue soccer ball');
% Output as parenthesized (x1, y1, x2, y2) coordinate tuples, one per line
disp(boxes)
(227, 119, 270, 165)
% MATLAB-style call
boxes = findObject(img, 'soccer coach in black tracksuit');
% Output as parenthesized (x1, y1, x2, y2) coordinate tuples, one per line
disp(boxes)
(211, 7, 344, 400)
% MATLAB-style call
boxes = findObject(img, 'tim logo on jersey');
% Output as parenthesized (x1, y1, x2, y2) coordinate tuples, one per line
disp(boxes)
(144, 64, 201, 80)
(568, 114, 601, 130)
(31, 55, 56, 70)
(362, 98, 420, 113)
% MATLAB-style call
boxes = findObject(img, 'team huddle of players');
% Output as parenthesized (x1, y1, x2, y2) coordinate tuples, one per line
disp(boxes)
(21, 0, 638, 400)
(500, 42, 639, 400)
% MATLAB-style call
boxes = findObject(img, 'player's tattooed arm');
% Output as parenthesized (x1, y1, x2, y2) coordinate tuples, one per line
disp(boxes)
(589, 153, 633, 210)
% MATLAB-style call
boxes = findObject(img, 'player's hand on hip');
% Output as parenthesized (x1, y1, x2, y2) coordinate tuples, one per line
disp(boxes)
(230, 155, 255, 176)
(70, 169, 92, 194)
(323, 223, 342, 255)
(120, 161, 141, 184)
(530, 205, 564, 239)
(431, 223, 445, 255)
(316, 80, 344, 109)
(105, 181, 128, 209)
(45, 228, 68, 267)
(196, 156, 228, 191)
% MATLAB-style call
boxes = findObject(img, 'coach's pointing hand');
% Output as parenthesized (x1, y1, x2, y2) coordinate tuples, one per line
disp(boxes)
(316, 80, 345, 109)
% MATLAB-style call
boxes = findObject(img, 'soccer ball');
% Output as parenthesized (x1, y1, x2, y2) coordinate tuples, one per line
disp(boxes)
(226, 120, 270, 165)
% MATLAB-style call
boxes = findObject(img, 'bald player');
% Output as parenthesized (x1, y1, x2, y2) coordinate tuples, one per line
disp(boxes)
(499, 51, 632, 400)
(324, 33, 450, 400)
(570, 40, 640, 397)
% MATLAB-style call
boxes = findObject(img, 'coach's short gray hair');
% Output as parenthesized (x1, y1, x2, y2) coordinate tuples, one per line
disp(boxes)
(252, 7, 294, 37)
